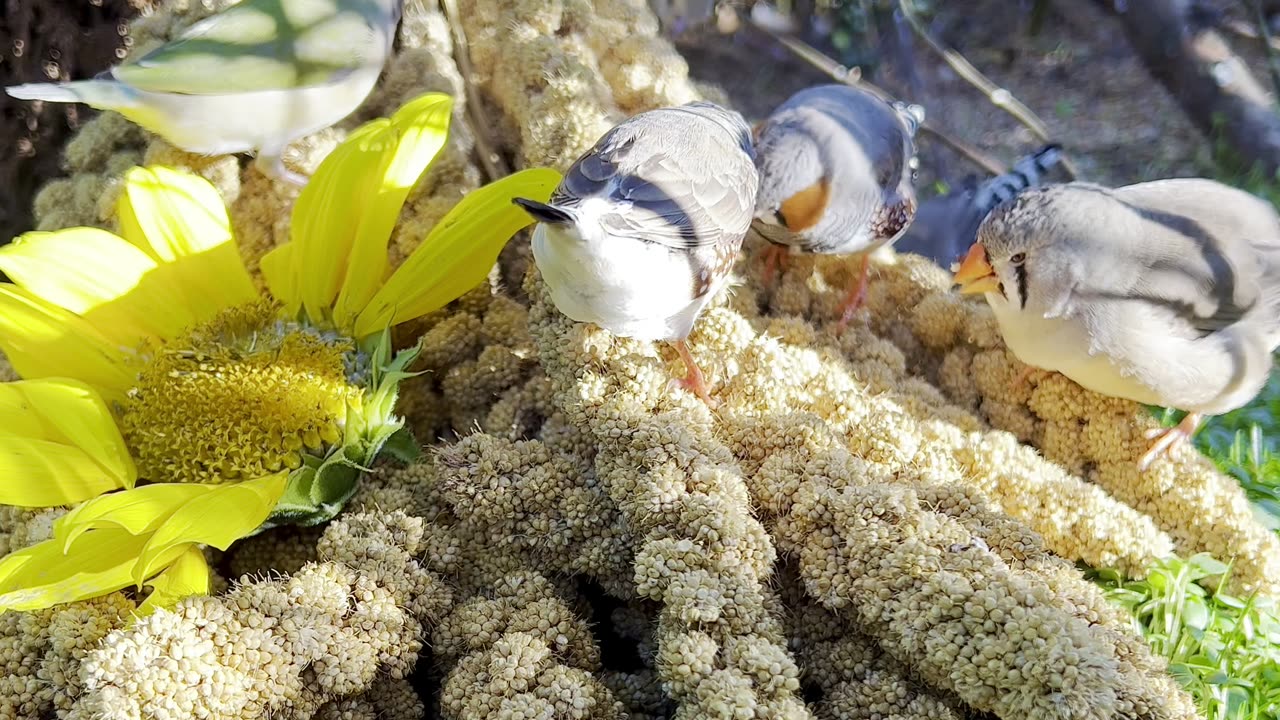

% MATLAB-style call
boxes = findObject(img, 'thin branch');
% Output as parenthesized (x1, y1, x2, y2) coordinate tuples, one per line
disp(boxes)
(1220, 16, 1280, 50)
(895, 0, 1081, 179)
(1245, 0, 1280, 101)
(440, 0, 509, 182)
(747, 19, 1009, 176)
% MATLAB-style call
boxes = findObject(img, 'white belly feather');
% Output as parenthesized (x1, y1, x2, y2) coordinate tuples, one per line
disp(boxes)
(988, 295, 1166, 406)
(117, 66, 384, 155)
(531, 222, 710, 342)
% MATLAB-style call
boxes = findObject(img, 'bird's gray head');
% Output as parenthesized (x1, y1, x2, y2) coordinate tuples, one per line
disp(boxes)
(956, 184, 1093, 311)
(750, 122, 830, 242)
(750, 96, 919, 247)
(670, 101, 755, 159)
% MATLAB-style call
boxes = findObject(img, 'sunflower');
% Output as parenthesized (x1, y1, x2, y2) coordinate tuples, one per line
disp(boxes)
(0, 91, 560, 614)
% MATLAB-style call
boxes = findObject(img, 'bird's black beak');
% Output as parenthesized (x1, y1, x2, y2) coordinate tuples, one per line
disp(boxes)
(512, 197, 574, 225)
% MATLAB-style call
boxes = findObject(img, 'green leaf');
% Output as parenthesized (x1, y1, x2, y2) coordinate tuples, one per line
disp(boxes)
(381, 426, 422, 463)
(311, 449, 362, 509)
(1187, 553, 1230, 578)
(269, 464, 321, 526)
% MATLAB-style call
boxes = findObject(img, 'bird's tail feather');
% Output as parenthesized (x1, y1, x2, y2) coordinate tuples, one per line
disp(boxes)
(512, 197, 575, 225)
(5, 79, 136, 110)
(974, 143, 1064, 212)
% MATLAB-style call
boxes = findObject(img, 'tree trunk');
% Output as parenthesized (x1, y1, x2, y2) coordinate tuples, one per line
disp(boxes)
(1108, 0, 1280, 176)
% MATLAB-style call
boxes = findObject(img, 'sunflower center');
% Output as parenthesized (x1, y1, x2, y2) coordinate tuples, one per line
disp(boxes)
(118, 301, 364, 484)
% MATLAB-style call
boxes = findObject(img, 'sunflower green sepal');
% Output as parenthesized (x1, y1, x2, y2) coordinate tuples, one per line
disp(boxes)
(267, 328, 423, 526)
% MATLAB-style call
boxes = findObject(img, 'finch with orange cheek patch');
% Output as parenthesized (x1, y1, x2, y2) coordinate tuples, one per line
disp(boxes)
(752, 84, 922, 329)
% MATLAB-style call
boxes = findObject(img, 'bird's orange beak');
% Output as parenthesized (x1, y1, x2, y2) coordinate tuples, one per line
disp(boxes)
(952, 243, 1000, 295)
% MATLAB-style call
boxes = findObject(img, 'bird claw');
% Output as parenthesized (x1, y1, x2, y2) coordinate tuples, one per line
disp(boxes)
(1137, 412, 1203, 471)
(834, 254, 872, 335)
(667, 374, 720, 409)
(669, 340, 719, 408)
(254, 153, 308, 188)
(761, 244, 791, 291)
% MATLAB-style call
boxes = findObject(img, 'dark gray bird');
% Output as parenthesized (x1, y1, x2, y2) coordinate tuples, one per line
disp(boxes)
(751, 84, 923, 328)
(512, 101, 759, 405)
(954, 178, 1280, 470)
(896, 144, 1063, 268)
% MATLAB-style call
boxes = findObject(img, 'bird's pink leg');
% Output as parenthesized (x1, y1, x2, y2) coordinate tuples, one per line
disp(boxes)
(835, 253, 872, 333)
(668, 339, 718, 407)
(761, 244, 791, 290)
(1138, 411, 1203, 471)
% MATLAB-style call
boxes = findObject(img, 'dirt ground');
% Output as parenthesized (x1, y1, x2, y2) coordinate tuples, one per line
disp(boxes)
(0, 0, 1252, 244)
(0, 0, 148, 244)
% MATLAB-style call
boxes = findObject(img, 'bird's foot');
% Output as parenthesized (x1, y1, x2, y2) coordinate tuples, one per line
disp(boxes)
(761, 244, 791, 291)
(668, 340, 719, 408)
(835, 254, 872, 335)
(255, 153, 309, 188)
(1138, 411, 1203, 471)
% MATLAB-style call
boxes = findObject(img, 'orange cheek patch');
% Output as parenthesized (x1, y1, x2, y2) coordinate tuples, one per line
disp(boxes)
(778, 178, 831, 232)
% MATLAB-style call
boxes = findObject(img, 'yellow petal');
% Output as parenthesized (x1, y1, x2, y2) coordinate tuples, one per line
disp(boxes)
(260, 241, 299, 317)
(116, 166, 258, 321)
(136, 546, 209, 616)
(290, 122, 389, 323)
(0, 286, 134, 400)
(54, 483, 212, 552)
(135, 473, 287, 584)
(0, 227, 196, 345)
(0, 378, 136, 488)
(332, 93, 455, 330)
(290, 92, 454, 326)
(0, 529, 182, 613)
(0, 438, 127, 507)
(354, 168, 562, 338)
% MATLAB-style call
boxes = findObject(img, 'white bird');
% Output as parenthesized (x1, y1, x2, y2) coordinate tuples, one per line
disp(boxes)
(513, 101, 759, 406)
(752, 83, 922, 329)
(953, 178, 1280, 469)
(5, 0, 403, 185)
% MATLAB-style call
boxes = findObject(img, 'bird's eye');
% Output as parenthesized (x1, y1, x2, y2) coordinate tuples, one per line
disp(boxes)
(1009, 252, 1026, 265)
(773, 209, 787, 227)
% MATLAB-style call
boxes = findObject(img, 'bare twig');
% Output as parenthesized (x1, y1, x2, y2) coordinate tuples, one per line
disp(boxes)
(1220, 17, 1280, 48)
(1245, 0, 1280, 101)
(895, 0, 1081, 179)
(747, 19, 1008, 176)
(440, 0, 509, 182)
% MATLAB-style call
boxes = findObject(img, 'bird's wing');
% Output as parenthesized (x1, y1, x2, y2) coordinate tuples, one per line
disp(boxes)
(1110, 179, 1276, 337)
(555, 123, 757, 250)
(113, 0, 388, 95)
(1055, 180, 1280, 399)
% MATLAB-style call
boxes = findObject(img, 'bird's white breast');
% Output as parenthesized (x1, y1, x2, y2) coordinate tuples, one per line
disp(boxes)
(987, 294, 1166, 406)
(119, 66, 384, 154)
(530, 220, 708, 342)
